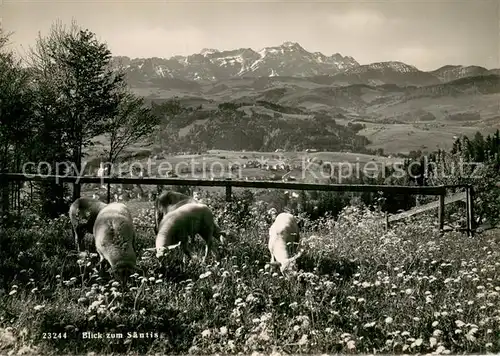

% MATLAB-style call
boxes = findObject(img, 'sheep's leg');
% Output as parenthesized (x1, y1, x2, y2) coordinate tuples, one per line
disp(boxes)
(286, 242, 293, 258)
(279, 266, 288, 278)
(202, 234, 217, 263)
(75, 225, 87, 253)
(73, 225, 81, 252)
(211, 236, 220, 260)
(203, 244, 209, 263)
(289, 235, 299, 255)
(96, 253, 107, 275)
(120, 272, 129, 290)
(154, 211, 162, 235)
(115, 268, 129, 286)
(180, 241, 192, 264)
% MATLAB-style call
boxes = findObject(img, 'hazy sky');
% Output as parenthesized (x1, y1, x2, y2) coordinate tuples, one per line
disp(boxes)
(3, 0, 500, 71)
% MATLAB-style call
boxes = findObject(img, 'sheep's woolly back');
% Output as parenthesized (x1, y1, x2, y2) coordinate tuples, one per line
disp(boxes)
(156, 191, 193, 213)
(69, 197, 107, 230)
(268, 212, 300, 268)
(156, 202, 217, 258)
(69, 197, 107, 251)
(94, 202, 137, 271)
(155, 191, 197, 232)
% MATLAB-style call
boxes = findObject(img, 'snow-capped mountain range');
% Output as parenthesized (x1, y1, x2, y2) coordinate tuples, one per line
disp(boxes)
(112, 41, 499, 85)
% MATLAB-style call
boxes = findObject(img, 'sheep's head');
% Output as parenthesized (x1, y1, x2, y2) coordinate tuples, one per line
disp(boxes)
(218, 230, 237, 245)
(268, 208, 278, 220)
(112, 262, 137, 285)
(156, 246, 167, 259)
(155, 242, 182, 259)
(279, 249, 304, 276)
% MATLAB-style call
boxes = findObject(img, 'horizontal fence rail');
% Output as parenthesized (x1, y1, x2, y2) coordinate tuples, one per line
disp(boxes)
(0, 173, 476, 236)
(0, 173, 452, 195)
(388, 191, 467, 223)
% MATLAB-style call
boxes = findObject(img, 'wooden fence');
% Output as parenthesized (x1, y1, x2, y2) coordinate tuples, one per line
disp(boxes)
(0, 173, 475, 236)
(386, 190, 473, 234)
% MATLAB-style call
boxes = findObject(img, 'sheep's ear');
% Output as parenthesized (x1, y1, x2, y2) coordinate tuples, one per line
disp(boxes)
(144, 247, 156, 252)
(279, 264, 288, 274)
(220, 232, 228, 243)
(290, 249, 304, 262)
(167, 241, 182, 250)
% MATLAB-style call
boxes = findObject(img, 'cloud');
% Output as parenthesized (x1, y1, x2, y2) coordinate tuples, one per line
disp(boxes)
(103, 26, 208, 58)
(393, 45, 465, 71)
(327, 10, 387, 31)
(393, 46, 432, 67)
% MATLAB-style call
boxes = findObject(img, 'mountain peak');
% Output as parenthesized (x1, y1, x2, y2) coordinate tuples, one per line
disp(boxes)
(281, 41, 301, 48)
(114, 41, 361, 81)
(115, 42, 452, 82)
(430, 64, 489, 81)
(200, 48, 220, 56)
(366, 61, 419, 73)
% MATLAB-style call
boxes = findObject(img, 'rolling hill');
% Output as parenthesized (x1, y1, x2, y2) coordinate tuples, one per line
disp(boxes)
(113, 41, 500, 155)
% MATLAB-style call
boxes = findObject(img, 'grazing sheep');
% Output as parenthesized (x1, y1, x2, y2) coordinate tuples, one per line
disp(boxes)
(151, 202, 226, 263)
(93, 202, 137, 282)
(154, 191, 196, 234)
(69, 197, 107, 253)
(268, 212, 303, 276)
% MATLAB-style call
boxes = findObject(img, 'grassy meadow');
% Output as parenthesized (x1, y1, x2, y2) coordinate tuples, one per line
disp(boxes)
(83, 144, 402, 186)
(1, 191, 499, 355)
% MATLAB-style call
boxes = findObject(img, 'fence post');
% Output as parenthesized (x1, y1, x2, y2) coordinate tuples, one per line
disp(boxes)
(0, 174, 8, 218)
(467, 185, 475, 237)
(465, 186, 470, 237)
(225, 184, 232, 202)
(385, 211, 390, 230)
(438, 193, 445, 231)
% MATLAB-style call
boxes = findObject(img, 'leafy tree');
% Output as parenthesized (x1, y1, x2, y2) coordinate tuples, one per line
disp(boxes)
(101, 92, 159, 201)
(411, 130, 500, 227)
(0, 29, 36, 216)
(104, 93, 158, 163)
(28, 20, 126, 203)
(152, 98, 186, 152)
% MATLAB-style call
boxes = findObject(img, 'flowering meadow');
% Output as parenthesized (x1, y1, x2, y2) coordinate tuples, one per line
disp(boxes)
(0, 191, 499, 355)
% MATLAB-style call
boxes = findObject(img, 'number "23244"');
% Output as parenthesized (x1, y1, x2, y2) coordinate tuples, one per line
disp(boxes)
(42, 333, 67, 339)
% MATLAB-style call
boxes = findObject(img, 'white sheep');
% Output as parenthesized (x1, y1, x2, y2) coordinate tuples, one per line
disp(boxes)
(154, 190, 196, 234)
(93, 202, 137, 281)
(69, 197, 107, 253)
(149, 202, 226, 263)
(268, 212, 303, 276)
